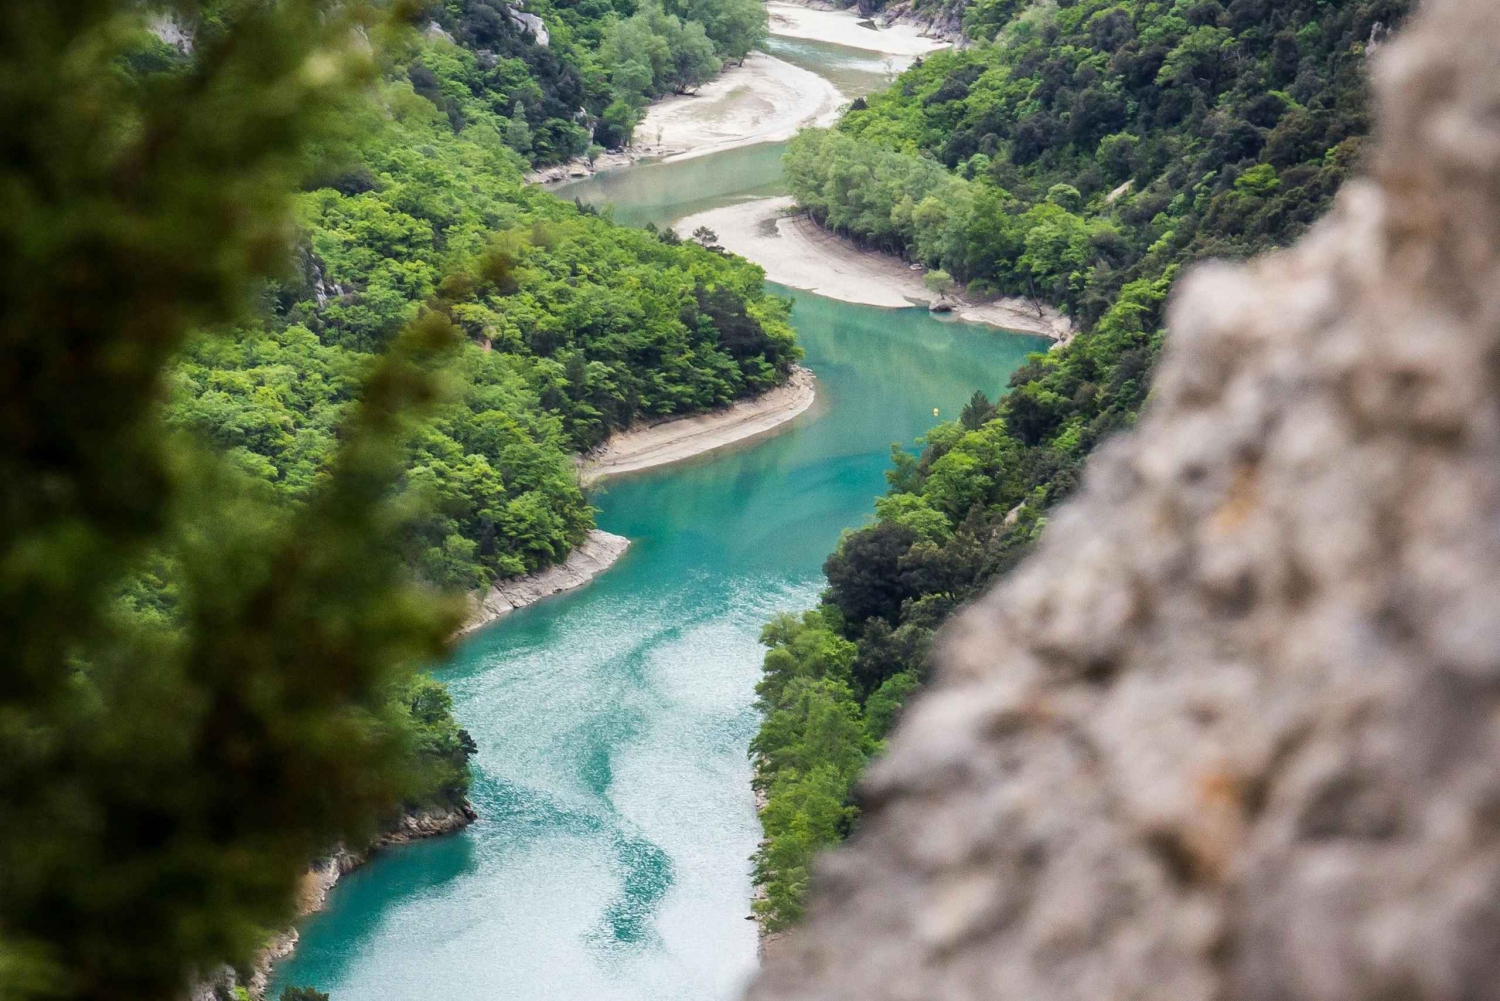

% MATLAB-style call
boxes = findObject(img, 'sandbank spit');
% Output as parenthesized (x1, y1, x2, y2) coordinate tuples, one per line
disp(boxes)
(457, 367, 817, 633)
(578, 365, 817, 484)
(458, 530, 633, 635)
(765, 1, 949, 56)
(677, 197, 1075, 342)
(636, 53, 845, 162)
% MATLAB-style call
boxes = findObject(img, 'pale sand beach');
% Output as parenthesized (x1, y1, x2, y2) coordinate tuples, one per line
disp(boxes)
(457, 366, 817, 633)
(676, 196, 1076, 342)
(458, 530, 633, 635)
(578, 365, 817, 485)
(637, 53, 846, 163)
(764, 1, 950, 56)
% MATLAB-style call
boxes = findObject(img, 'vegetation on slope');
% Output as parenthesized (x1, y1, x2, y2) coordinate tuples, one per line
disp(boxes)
(416, 0, 767, 158)
(143, 16, 797, 593)
(753, 0, 1410, 930)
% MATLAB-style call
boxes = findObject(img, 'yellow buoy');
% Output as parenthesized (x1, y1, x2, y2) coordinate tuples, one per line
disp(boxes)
(933, 408, 940, 417)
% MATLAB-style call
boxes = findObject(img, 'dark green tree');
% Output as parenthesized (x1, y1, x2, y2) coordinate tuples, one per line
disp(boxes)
(280, 988, 331, 1001)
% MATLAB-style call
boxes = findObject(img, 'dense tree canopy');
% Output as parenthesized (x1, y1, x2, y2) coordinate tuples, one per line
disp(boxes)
(754, 0, 1412, 929)
(418, 0, 767, 156)
(149, 21, 798, 591)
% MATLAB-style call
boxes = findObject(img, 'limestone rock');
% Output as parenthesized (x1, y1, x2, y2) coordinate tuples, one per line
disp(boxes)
(746, 2, 1500, 1000)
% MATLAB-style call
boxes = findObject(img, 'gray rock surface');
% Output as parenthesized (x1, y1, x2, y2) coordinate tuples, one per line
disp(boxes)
(746, 2, 1500, 999)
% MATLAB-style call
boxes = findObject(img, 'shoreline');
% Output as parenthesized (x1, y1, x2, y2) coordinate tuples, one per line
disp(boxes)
(194, 803, 476, 1001)
(677, 197, 1076, 344)
(632, 53, 845, 164)
(457, 529, 632, 636)
(529, 53, 845, 184)
(457, 367, 816, 635)
(577, 365, 817, 485)
(764, 1, 950, 55)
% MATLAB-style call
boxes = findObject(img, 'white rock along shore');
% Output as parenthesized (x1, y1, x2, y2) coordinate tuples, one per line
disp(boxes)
(634, 53, 846, 163)
(763, 1, 949, 55)
(457, 529, 632, 635)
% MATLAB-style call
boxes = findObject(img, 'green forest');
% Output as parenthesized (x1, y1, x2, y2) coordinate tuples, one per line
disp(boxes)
(147, 10, 796, 594)
(416, 0, 766, 157)
(752, 0, 1411, 930)
(0, 0, 798, 993)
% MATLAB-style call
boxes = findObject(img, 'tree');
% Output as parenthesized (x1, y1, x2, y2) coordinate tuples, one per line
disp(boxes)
(666, 18, 721, 93)
(0, 4, 466, 997)
(923, 268, 955, 297)
(280, 988, 330, 1001)
(692, 225, 720, 249)
(668, 0, 768, 64)
(823, 522, 919, 630)
(505, 100, 533, 156)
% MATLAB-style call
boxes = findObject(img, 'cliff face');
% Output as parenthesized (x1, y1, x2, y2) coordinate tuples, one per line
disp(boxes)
(747, 2, 1500, 999)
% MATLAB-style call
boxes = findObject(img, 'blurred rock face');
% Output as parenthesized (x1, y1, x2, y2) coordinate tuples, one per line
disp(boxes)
(746, 2, 1500, 999)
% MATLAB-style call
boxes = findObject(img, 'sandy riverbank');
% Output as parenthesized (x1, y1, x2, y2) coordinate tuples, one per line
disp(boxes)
(456, 369, 817, 634)
(634, 53, 845, 163)
(579, 365, 817, 485)
(457, 530, 632, 636)
(765, 1, 949, 55)
(677, 197, 1076, 343)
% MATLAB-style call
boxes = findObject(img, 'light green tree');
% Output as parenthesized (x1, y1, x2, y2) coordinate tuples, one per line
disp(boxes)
(505, 100, 533, 155)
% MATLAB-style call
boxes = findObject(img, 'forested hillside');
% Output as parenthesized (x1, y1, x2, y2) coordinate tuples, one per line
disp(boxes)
(414, 0, 766, 158)
(137, 13, 796, 594)
(752, 0, 1410, 930)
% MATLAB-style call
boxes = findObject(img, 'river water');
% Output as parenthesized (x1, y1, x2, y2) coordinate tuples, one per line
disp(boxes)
(272, 35, 1047, 1001)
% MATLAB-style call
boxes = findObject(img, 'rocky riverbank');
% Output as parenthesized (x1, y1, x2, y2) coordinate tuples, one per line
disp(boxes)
(191, 802, 476, 1001)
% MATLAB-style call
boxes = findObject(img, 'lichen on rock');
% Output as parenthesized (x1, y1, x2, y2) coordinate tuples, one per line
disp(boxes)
(746, 2, 1500, 999)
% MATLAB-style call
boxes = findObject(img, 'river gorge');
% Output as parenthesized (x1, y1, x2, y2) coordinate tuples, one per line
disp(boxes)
(271, 19, 1049, 1001)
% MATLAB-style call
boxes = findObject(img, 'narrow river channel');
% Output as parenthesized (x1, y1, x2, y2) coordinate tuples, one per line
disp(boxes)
(273, 32, 1048, 1001)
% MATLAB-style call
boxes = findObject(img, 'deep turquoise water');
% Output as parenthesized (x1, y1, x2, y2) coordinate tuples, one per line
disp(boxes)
(273, 34, 1043, 1001)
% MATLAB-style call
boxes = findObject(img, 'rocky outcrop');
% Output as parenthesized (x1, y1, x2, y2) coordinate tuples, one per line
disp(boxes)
(148, 13, 193, 53)
(507, 7, 548, 47)
(747, 3, 1500, 1000)
(457, 530, 631, 636)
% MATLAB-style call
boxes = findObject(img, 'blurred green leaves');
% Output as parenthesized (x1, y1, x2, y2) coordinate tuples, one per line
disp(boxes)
(0, 2, 469, 998)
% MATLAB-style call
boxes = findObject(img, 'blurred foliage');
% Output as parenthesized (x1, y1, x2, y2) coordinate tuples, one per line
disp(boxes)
(0, 1, 484, 998)
(755, 0, 1412, 927)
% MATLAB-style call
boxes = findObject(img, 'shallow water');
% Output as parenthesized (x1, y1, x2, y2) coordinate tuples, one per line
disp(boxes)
(272, 29, 1038, 1001)
(558, 36, 897, 231)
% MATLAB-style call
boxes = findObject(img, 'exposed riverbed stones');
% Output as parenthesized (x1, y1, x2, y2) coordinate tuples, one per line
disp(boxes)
(746, 2, 1500, 999)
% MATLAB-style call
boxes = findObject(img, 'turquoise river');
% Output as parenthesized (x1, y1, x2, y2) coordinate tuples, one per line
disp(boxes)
(273, 33, 1048, 1001)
